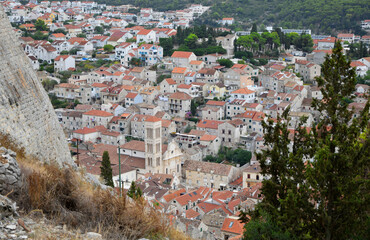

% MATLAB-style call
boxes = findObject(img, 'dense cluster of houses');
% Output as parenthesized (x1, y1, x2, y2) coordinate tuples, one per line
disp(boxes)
(2, 0, 369, 239)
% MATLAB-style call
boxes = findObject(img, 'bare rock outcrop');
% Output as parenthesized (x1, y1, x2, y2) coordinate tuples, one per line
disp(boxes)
(0, 6, 72, 166)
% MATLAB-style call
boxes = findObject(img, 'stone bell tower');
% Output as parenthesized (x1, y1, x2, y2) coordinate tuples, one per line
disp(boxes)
(144, 116, 162, 173)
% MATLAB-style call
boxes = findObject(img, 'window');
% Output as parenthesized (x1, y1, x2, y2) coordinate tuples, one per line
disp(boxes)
(248, 174, 250, 179)
(256, 175, 260, 180)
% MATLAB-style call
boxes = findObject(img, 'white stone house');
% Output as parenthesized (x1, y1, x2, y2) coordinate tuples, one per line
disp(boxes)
(136, 29, 156, 43)
(82, 110, 114, 128)
(54, 55, 75, 72)
(230, 88, 256, 103)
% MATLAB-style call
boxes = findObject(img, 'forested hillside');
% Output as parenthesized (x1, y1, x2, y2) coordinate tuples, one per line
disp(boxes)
(97, 0, 369, 34)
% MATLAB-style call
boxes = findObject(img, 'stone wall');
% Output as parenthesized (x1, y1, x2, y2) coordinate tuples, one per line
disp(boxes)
(0, 6, 72, 166)
(0, 147, 21, 194)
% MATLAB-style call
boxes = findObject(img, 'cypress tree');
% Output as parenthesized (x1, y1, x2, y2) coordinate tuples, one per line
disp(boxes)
(100, 151, 114, 187)
(127, 181, 142, 199)
(242, 41, 369, 239)
(251, 23, 258, 33)
(308, 41, 369, 239)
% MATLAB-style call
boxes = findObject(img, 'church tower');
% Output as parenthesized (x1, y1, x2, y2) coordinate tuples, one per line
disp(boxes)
(144, 116, 162, 173)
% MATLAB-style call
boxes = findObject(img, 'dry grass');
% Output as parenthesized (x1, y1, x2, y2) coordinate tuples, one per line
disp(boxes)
(0, 133, 191, 240)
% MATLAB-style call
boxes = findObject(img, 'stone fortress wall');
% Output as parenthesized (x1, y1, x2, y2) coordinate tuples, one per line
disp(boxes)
(0, 6, 72, 166)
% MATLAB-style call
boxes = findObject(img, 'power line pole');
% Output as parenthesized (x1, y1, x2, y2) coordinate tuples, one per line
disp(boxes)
(117, 140, 121, 197)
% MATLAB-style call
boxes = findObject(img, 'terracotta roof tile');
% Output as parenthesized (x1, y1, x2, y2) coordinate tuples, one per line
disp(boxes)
(185, 209, 200, 219)
(83, 110, 113, 117)
(172, 67, 187, 74)
(206, 100, 226, 106)
(183, 160, 232, 176)
(199, 134, 217, 141)
(121, 140, 145, 152)
(231, 87, 255, 95)
(196, 120, 223, 129)
(171, 51, 194, 58)
(73, 127, 97, 135)
(169, 92, 192, 100)
(221, 217, 245, 235)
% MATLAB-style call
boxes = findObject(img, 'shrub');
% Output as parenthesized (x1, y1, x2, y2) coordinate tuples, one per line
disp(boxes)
(6, 154, 189, 240)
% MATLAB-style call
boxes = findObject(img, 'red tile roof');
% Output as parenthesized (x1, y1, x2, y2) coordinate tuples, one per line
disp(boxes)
(206, 100, 226, 106)
(221, 217, 245, 235)
(163, 189, 186, 203)
(185, 209, 200, 219)
(169, 92, 192, 100)
(56, 83, 79, 89)
(83, 110, 113, 117)
(172, 67, 187, 74)
(190, 60, 203, 65)
(199, 134, 217, 141)
(51, 33, 65, 38)
(125, 92, 138, 99)
(171, 51, 194, 58)
(338, 33, 354, 38)
(91, 83, 109, 88)
(137, 29, 152, 35)
(351, 61, 366, 67)
(174, 187, 211, 206)
(164, 78, 176, 85)
(145, 116, 161, 122)
(196, 120, 223, 129)
(55, 55, 72, 61)
(73, 127, 97, 135)
(121, 140, 145, 152)
(178, 84, 191, 89)
(231, 87, 255, 95)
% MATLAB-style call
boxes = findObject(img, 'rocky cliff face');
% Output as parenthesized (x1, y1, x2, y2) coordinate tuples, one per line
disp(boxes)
(0, 6, 72, 166)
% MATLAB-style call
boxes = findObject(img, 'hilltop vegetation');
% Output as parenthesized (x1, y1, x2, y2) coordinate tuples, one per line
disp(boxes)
(202, 0, 369, 34)
(98, 0, 369, 34)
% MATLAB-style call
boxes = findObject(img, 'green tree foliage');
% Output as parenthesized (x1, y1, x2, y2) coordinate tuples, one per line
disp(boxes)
(190, 99, 198, 116)
(251, 23, 258, 33)
(100, 151, 114, 187)
(34, 19, 47, 31)
(356, 70, 370, 85)
(69, 48, 78, 55)
(202, 0, 369, 34)
(77, 33, 87, 38)
(126, 37, 136, 43)
(156, 74, 171, 84)
(52, 29, 67, 35)
(31, 31, 48, 40)
(41, 79, 58, 91)
(173, 26, 227, 56)
(159, 38, 173, 56)
(184, 125, 192, 133)
(103, 44, 114, 52)
(127, 181, 142, 199)
(129, 57, 142, 67)
(204, 147, 252, 166)
(308, 41, 369, 239)
(48, 94, 77, 109)
(241, 41, 369, 239)
(217, 58, 234, 68)
(45, 65, 54, 73)
(94, 26, 104, 34)
(240, 210, 293, 240)
(58, 71, 73, 83)
(184, 33, 198, 49)
(347, 42, 370, 60)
